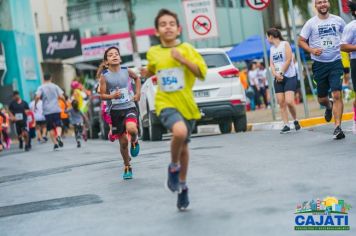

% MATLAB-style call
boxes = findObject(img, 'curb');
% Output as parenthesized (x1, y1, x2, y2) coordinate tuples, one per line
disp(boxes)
(248, 112, 354, 131)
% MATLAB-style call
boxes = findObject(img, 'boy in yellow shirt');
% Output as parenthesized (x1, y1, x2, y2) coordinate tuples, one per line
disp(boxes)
(142, 9, 207, 210)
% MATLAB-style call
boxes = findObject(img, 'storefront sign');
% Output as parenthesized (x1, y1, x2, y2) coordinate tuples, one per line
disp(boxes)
(40, 30, 82, 60)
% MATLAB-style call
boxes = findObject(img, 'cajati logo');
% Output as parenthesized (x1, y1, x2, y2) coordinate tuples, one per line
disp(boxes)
(294, 197, 352, 231)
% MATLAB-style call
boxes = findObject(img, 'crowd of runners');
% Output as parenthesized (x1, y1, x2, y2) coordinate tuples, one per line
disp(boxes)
(0, 0, 355, 210)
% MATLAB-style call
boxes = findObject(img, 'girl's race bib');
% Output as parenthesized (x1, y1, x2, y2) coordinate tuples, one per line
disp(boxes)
(111, 88, 131, 105)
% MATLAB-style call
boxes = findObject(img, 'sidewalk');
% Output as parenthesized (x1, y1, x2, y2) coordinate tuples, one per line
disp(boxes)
(247, 97, 354, 131)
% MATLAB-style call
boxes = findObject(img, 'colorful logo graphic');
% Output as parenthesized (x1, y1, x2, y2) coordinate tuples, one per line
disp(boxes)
(294, 197, 352, 231)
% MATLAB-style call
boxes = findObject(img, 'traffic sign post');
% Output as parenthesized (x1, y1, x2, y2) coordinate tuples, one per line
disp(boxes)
(182, 0, 219, 40)
(288, 0, 309, 118)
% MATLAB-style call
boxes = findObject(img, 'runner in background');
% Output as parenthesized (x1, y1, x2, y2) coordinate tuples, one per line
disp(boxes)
(59, 93, 71, 138)
(340, 0, 356, 134)
(267, 28, 301, 134)
(142, 9, 208, 210)
(26, 109, 36, 149)
(298, 0, 346, 140)
(341, 51, 351, 102)
(67, 100, 88, 148)
(0, 103, 11, 150)
(9, 91, 30, 151)
(30, 97, 47, 143)
(35, 74, 66, 151)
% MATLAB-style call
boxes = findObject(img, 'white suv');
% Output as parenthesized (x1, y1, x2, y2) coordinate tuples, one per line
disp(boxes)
(138, 48, 247, 141)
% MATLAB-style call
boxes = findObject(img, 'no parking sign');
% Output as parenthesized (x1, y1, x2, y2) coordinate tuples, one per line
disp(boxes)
(182, 0, 219, 40)
(246, 0, 271, 11)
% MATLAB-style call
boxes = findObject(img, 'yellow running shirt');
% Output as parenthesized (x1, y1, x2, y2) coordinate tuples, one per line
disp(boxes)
(146, 43, 207, 120)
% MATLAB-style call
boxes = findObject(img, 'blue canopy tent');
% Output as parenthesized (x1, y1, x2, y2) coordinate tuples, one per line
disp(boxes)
(227, 35, 305, 61)
(227, 35, 315, 98)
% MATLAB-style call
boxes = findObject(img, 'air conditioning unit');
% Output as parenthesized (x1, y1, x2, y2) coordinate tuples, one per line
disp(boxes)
(98, 26, 108, 35)
(84, 29, 92, 38)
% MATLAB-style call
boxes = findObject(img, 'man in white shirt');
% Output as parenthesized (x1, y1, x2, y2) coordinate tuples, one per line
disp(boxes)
(298, 0, 346, 139)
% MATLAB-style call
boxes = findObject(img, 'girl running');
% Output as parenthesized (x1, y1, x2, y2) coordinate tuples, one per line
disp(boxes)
(267, 28, 301, 134)
(99, 46, 141, 180)
(96, 62, 117, 142)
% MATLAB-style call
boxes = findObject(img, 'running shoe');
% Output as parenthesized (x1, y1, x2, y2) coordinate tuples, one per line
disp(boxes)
(43, 136, 48, 142)
(24, 145, 30, 152)
(130, 140, 140, 157)
(324, 100, 333, 122)
(177, 187, 189, 210)
(53, 144, 59, 151)
(19, 139, 23, 149)
(123, 166, 133, 180)
(294, 120, 301, 131)
(352, 122, 356, 135)
(333, 126, 345, 140)
(56, 136, 64, 147)
(166, 164, 180, 192)
(280, 125, 291, 134)
(77, 141, 81, 148)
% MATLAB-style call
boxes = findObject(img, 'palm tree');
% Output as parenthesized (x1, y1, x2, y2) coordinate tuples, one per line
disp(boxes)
(273, 0, 339, 41)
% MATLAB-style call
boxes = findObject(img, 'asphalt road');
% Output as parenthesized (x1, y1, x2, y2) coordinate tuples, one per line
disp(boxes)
(0, 122, 355, 236)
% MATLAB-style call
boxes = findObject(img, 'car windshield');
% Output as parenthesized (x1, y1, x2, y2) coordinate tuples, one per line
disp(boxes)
(201, 53, 230, 68)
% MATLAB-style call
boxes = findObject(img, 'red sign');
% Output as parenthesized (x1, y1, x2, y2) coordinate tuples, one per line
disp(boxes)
(192, 15, 212, 36)
(342, 0, 350, 13)
(246, 0, 271, 11)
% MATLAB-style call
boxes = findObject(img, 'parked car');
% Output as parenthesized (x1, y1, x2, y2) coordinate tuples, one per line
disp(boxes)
(138, 48, 247, 141)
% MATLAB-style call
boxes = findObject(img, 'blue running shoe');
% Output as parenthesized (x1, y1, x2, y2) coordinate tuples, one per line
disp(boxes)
(123, 166, 133, 180)
(166, 165, 180, 192)
(130, 141, 140, 157)
(177, 188, 189, 210)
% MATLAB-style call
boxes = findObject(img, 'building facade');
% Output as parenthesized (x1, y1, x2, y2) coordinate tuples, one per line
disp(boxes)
(0, 0, 42, 104)
(66, 0, 262, 63)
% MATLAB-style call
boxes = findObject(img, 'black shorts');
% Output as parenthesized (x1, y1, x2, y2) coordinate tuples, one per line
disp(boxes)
(312, 60, 343, 97)
(351, 59, 356, 92)
(343, 67, 350, 74)
(274, 76, 297, 93)
(15, 121, 28, 136)
(62, 118, 70, 129)
(159, 108, 196, 143)
(110, 107, 138, 137)
(36, 120, 46, 126)
(45, 113, 62, 131)
(29, 128, 36, 139)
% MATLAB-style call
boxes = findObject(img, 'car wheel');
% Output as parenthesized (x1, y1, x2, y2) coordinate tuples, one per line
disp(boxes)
(149, 111, 162, 141)
(219, 121, 232, 134)
(234, 115, 247, 132)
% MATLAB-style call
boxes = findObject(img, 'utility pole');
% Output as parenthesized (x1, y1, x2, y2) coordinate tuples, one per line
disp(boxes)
(123, 0, 141, 67)
(288, 0, 309, 118)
